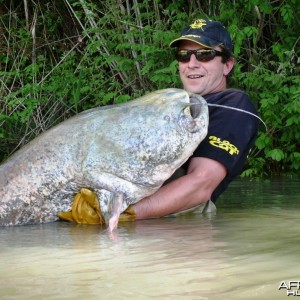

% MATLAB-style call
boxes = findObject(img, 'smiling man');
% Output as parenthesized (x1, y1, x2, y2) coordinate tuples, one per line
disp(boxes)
(120, 19, 260, 220)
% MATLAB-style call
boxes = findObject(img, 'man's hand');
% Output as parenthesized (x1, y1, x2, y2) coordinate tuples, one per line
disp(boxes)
(58, 188, 105, 224)
(58, 188, 136, 224)
(118, 205, 136, 222)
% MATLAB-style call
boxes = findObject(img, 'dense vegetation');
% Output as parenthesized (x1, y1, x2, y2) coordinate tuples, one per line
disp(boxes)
(0, 0, 299, 177)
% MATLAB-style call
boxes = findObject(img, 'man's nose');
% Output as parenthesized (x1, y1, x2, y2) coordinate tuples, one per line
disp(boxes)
(188, 54, 200, 67)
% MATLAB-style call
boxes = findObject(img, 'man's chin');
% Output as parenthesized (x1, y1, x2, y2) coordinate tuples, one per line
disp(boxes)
(184, 87, 205, 95)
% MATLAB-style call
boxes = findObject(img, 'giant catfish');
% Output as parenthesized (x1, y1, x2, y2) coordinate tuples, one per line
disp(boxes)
(0, 88, 208, 231)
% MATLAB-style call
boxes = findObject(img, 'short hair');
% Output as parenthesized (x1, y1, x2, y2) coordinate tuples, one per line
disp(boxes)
(220, 45, 235, 80)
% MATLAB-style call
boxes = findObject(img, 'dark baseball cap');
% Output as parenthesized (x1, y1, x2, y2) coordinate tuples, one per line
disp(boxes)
(169, 19, 233, 53)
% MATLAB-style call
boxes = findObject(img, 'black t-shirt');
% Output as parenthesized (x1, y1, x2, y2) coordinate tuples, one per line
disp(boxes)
(183, 88, 259, 203)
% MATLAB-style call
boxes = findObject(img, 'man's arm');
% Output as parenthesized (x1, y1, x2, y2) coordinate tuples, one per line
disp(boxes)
(132, 157, 227, 219)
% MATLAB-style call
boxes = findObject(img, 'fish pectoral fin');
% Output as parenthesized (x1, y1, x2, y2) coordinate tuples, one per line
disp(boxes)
(57, 188, 105, 225)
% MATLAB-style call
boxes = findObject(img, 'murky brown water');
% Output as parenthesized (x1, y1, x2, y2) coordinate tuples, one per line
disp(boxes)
(1, 177, 299, 300)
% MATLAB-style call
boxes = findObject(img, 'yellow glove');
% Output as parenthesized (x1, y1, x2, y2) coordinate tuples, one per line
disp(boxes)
(118, 205, 136, 222)
(58, 188, 105, 224)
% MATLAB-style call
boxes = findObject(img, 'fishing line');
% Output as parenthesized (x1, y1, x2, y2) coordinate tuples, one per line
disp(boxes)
(207, 103, 267, 132)
(187, 101, 267, 132)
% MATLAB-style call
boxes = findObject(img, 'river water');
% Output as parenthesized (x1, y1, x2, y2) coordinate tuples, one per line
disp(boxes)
(1, 177, 299, 300)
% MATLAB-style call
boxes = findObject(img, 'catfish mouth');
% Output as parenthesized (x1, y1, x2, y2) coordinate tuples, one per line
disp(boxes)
(189, 95, 203, 119)
(178, 93, 208, 134)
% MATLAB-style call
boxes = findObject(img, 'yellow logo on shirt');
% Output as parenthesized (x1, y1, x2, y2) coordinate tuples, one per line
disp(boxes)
(209, 136, 239, 155)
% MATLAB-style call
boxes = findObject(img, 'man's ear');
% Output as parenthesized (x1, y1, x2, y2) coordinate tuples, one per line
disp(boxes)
(224, 57, 235, 76)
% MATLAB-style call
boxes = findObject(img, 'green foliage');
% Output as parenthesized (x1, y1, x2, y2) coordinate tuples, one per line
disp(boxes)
(0, 0, 299, 177)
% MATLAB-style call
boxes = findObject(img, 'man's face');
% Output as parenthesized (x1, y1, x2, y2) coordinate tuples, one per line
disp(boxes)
(178, 41, 234, 96)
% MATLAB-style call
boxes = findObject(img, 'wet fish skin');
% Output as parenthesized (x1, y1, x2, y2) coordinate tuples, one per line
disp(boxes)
(0, 88, 208, 227)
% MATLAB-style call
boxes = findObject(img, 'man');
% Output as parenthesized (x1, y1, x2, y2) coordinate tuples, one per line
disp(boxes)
(60, 19, 259, 223)
(120, 19, 259, 219)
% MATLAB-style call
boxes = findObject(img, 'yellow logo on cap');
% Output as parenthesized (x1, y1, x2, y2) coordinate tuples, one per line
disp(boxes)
(190, 19, 207, 30)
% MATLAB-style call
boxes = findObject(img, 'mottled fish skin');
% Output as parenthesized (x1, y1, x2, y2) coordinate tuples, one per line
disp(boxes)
(0, 88, 208, 226)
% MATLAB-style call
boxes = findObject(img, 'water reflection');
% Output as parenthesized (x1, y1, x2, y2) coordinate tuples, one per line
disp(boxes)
(0, 177, 300, 299)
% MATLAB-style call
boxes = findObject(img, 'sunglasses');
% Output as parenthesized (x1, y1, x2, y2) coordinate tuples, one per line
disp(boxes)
(175, 49, 225, 62)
